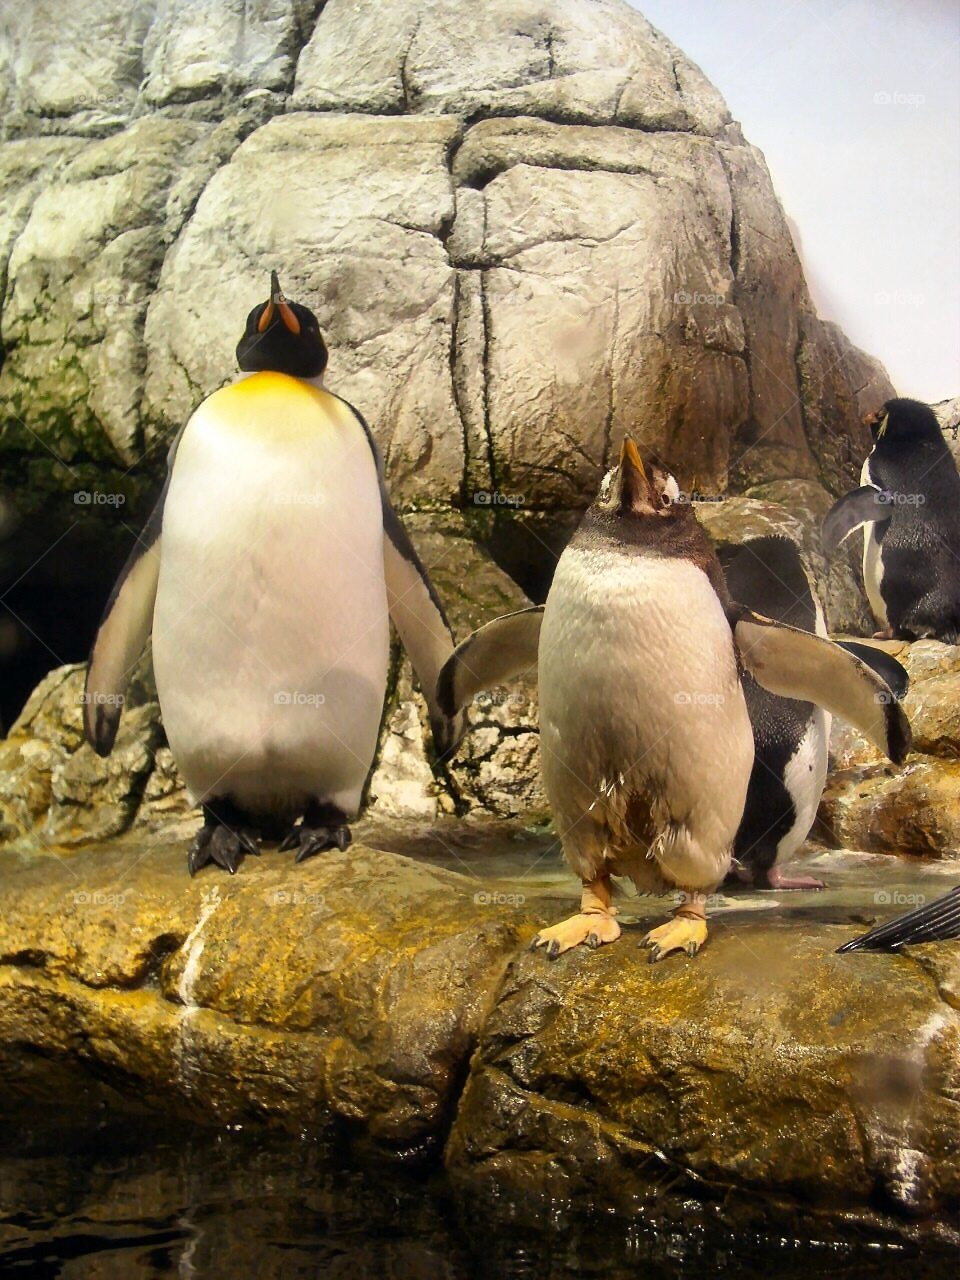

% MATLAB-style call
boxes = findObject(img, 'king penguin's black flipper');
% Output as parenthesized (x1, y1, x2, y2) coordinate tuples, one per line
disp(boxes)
(837, 886, 960, 952)
(834, 642, 910, 702)
(822, 486, 889, 555)
(732, 608, 912, 764)
(437, 607, 544, 719)
(83, 427, 185, 756)
(331, 393, 466, 758)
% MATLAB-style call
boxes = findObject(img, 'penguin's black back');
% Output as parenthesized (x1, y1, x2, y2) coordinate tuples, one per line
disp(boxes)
(718, 536, 819, 881)
(867, 399, 960, 642)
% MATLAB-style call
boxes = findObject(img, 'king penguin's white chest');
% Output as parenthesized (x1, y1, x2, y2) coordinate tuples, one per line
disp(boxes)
(152, 373, 390, 815)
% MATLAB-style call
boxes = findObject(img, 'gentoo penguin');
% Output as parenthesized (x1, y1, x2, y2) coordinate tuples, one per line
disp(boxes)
(85, 272, 463, 874)
(438, 441, 911, 961)
(823, 398, 960, 642)
(838, 885, 960, 951)
(718, 536, 908, 891)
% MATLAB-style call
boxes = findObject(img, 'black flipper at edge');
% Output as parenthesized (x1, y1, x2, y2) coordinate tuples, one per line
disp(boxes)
(835, 641, 910, 702)
(837, 885, 960, 952)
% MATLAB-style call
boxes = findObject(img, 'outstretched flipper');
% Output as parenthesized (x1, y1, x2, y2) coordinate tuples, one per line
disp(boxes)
(84, 427, 185, 756)
(436, 606, 544, 718)
(332, 393, 465, 758)
(835, 641, 909, 701)
(821, 486, 890, 555)
(733, 608, 912, 763)
(837, 885, 960, 952)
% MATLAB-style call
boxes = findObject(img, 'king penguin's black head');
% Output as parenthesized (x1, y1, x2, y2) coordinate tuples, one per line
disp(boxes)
(236, 271, 328, 379)
(865, 398, 943, 448)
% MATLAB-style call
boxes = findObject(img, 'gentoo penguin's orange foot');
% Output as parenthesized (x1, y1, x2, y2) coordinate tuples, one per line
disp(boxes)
(279, 801, 352, 864)
(187, 823, 260, 876)
(531, 910, 622, 959)
(763, 866, 826, 891)
(641, 911, 707, 963)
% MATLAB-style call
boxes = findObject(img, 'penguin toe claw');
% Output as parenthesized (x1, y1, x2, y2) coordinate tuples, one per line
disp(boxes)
(186, 827, 213, 877)
(530, 911, 621, 957)
(207, 825, 259, 875)
(287, 822, 352, 864)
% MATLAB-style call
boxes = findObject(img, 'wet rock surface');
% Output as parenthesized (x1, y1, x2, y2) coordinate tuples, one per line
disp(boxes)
(819, 640, 960, 857)
(0, 833, 957, 1239)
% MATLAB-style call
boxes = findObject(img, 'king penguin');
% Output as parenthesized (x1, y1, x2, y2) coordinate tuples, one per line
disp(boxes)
(822, 398, 960, 642)
(437, 441, 912, 961)
(84, 272, 464, 874)
(718, 535, 908, 891)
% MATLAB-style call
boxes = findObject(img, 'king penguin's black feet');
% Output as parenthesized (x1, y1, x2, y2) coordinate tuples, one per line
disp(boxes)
(187, 801, 261, 876)
(279, 801, 352, 864)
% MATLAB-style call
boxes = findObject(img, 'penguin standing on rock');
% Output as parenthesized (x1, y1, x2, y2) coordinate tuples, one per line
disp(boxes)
(84, 272, 463, 874)
(719, 535, 909, 891)
(438, 442, 912, 962)
(823, 398, 960, 642)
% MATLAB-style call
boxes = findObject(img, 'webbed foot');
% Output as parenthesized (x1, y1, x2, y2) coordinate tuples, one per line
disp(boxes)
(641, 892, 708, 962)
(530, 877, 620, 959)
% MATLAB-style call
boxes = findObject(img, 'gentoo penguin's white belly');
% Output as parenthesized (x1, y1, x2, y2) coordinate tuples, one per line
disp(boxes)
(152, 375, 390, 816)
(538, 546, 753, 889)
(778, 706, 830, 860)
(861, 455, 888, 628)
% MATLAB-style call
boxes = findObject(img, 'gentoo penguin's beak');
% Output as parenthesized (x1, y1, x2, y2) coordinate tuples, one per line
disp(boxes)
(257, 271, 301, 336)
(618, 437, 651, 510)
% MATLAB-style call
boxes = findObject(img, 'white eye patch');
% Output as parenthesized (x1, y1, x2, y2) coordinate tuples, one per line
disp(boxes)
(661, 475, 680, 502)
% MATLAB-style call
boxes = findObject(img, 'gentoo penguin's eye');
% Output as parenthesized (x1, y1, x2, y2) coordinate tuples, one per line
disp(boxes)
(660, 492, 671, 508)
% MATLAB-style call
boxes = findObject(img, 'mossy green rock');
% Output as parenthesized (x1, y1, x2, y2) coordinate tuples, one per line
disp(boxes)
(0, 836, 957, 1236)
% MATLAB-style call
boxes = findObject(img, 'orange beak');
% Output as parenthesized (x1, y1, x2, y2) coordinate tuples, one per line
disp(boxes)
(258, 271, 300, 335)
(619, 436, 647, 483)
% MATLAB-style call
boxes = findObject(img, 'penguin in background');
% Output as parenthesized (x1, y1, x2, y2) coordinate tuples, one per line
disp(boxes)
(718, 535, 909, 891)
(822, 398, 960, 643)
(84, 272, 464, 874)
(437, 442, 912, 961)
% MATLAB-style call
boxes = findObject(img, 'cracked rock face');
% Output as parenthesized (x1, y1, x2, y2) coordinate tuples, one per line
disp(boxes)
(0, 0, 888, 517)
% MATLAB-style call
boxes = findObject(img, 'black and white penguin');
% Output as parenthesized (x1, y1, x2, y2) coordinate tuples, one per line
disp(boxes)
(822, 398, 960, 643)
(438, 441, 912, 961)
(718, 535, 908, 891)
(85, 272, 463, 874)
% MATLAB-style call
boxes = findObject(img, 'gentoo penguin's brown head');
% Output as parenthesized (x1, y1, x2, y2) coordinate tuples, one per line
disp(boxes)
(598, 438, 686, 519)
(236, 271, 328, 379)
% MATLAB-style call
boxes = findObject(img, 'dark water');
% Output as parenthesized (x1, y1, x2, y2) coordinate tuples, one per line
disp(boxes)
(0, 1095, 956, 1279)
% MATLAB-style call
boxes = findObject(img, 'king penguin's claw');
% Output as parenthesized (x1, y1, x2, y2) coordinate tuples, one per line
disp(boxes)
(187, 825, 259, 876)
(281, 823, 352, 863)
(641, 914, 708, 963)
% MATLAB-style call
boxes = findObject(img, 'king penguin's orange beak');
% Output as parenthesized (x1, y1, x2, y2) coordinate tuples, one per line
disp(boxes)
(257, 271, 300, 335)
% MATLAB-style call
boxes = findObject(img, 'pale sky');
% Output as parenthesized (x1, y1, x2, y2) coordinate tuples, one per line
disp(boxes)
(632, 0, 960, 402)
